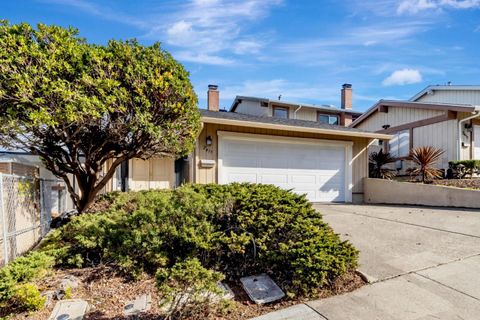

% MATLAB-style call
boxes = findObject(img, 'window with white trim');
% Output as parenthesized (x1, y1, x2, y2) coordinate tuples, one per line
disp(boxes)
(318, 114, 339, 125)
(389, 130, 410, 158)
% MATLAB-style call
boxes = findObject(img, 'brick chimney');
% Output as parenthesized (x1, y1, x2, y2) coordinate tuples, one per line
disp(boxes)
(207, 84, 219, 112)
(341, 83, 352, 110)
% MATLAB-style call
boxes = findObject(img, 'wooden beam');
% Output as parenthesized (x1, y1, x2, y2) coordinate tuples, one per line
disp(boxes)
(376, 112, 451, 134)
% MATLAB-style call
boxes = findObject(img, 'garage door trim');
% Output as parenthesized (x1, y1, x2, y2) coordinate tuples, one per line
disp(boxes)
(217, 131, 353, 202)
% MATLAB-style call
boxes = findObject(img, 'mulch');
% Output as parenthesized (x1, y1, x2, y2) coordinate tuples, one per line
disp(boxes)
(9, 266, 365, 319)
(432, 178, 480, 190)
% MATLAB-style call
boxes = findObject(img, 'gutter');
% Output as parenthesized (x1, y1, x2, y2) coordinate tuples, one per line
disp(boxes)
(457, 108, 480, 160)
(293, 105, 302, 119)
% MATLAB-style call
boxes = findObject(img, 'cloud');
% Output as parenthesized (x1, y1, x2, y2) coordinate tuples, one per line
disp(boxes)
(382, 69, 423, 86)
(397, 0, 480, 15)
(175, 52, 235, 66)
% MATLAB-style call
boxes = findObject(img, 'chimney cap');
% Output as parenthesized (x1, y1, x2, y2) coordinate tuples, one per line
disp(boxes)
(208, 84, 218, 90)
(342, 83, 352, 89)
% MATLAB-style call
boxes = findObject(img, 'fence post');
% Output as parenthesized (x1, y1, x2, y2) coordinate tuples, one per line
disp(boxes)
(0, 174, 8, 265)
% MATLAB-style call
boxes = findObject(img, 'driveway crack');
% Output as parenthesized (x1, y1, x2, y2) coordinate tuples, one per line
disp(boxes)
(415, 272, 480, 302)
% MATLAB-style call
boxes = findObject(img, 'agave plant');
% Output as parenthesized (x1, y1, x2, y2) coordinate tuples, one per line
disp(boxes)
(369, 149, 396, 180)
(408, 146, 445, 183)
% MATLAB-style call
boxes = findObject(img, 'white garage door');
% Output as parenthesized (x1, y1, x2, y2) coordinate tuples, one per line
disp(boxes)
(218, 132, 352, 202)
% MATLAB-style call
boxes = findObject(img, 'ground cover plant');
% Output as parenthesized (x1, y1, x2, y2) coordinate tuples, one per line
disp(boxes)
(0, 183, 359, 319)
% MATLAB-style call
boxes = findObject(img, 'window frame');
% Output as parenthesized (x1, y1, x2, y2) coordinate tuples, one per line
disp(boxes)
(317, 113, 340, 125)
(272, 106, 289, 119)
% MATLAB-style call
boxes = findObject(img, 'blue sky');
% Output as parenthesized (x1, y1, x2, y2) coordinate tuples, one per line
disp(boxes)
(2, 0, 480, 111)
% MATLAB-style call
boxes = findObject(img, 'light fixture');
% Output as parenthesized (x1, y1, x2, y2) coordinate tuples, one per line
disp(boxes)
(206, 136, 212, 146)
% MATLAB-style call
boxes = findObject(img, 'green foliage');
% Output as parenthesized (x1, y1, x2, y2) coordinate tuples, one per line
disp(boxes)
(0, 22, 201, 212)
(0, 251, 56, 310)
(48, 183, 358, 296)
(448, 160, 480, 178)
(11, 283, 45, 312)
(156, 258, 225, 320)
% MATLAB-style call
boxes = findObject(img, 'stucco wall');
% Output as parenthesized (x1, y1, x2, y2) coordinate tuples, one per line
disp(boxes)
(364, 178, 480, 208)
(195, 122, 372, 200)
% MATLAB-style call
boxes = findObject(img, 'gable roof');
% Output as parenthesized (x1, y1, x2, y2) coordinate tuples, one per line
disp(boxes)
(350, 100, 480, 128)
(200, 109, 391, 140)
(229, 96, 362, 115)
(410, 85, 480, 101)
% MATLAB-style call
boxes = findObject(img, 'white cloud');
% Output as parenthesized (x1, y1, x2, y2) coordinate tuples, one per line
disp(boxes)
(397, 0, 480, 15)
(175, 52, 235, 66)
(382, 68, 423, 86)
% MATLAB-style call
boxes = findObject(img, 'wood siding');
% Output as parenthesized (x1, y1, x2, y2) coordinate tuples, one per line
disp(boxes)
(356, 107, 444, 132)
(194, 123, 371, 198)
(416, 90, 480, 105)
(412, 120, 457, 168)
(128, 158, 174, 190)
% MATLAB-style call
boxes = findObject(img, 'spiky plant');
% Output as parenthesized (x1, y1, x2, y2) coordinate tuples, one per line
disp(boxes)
(369, 149, 397, 180)
(408, 146, 445, 183)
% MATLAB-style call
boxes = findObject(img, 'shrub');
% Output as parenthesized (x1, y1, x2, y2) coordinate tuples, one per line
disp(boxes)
(369, 149, 396, 179)
(408, 146, 444, 183)
(156, 258, 226, 320)
(448, 160, 480, 178)
(46, 183, 357, 297)
(0, 251, 56, 304)
(11, 283, 46, 311)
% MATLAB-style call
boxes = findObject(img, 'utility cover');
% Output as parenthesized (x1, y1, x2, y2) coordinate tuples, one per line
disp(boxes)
(124, 294, 152, 316)
(48, 299, 88, 320)
(240, 273, 285, 304)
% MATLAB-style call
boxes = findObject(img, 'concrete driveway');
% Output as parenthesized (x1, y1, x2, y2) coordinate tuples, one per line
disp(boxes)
(253, 204, 480, 320)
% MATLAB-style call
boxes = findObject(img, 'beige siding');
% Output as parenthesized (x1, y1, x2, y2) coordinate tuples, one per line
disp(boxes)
(356, 107, 444, 132)
(128, 158, 174, 190)
(413, 120, 457, 168)
(235, 100, 269, 116)
(195, 123, 371, 197)
(416, 90, 480, 105)
(295, 108, 317, 121)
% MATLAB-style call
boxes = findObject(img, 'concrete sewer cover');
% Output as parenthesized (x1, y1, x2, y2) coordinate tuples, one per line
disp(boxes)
(124, 294, 152, 316)
(240, 274, 285, 304)
(48, 299, 89, 320)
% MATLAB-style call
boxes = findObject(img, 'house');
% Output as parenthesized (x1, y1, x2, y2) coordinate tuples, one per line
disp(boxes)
(410, 85, 480, 105)
(229, 84, 362, 126)
(350, 92, 480, 171)
(109, 84, 389, 203)
(187, 85, 390, 203)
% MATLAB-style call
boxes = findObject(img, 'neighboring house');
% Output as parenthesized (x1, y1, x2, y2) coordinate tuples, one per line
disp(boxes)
(410, 85, 480, 105)
(350, 97, 480, 171)
(230, 84, 362, 126)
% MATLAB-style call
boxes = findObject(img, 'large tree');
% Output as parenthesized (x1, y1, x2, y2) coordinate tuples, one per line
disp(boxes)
(0, 22, 201, 212)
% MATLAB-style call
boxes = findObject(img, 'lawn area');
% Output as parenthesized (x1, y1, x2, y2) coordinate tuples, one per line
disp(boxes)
(0, 183, 363, 319)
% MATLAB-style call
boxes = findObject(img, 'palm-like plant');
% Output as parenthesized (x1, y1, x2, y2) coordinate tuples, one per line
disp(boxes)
(408, 146, 445, 183)
(369, 149, 396, 180)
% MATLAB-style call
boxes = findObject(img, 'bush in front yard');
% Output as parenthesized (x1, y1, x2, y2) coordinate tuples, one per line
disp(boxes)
(449, 160, 480, 178)
(38, 183, 358, 297)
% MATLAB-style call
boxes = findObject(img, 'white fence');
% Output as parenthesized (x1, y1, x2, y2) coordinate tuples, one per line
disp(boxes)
(0, 174, 67, 266)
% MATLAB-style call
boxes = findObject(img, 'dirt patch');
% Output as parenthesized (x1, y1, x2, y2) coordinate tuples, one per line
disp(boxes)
(10, 267, 365, 320)
(432, 179, 480, 190)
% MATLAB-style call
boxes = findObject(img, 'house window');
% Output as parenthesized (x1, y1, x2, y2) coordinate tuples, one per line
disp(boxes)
(318, 114, 339, 125)
(273, 106, 289, 119)
(389, 130, 410, 158)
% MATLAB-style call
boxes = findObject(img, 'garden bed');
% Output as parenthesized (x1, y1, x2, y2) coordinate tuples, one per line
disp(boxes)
(6, 266, 364, 320)
(1, 183, 362, 319)
(432, 178, 480, 190)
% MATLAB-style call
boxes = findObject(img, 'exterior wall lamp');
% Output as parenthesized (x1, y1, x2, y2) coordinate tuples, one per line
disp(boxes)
(206, 136, 213, 146)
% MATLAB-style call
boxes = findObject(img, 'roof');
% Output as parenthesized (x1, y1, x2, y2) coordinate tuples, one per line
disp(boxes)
(200, 109, 391, 140)
(410, 85, 480, 101)
(350, 99, 480, 128)
(229, 95, 363, 115)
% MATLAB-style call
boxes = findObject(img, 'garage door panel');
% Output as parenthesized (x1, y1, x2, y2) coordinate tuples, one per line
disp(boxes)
(219, 136, 348, 202)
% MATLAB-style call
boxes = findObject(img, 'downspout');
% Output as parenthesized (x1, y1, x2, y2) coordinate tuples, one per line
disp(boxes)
(293, 105, 302, 119)
(457, 109, 480, 160)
